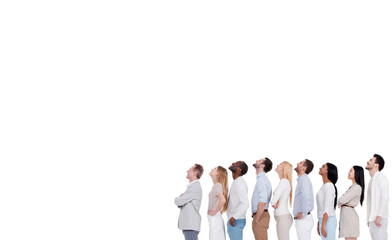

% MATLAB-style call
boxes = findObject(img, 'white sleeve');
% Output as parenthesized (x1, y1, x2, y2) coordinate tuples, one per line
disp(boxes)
(271, 179, 288, 206)
(323, 183, 335, 216)
(377, 174, 389, 217)
(233, 179, 249, 219)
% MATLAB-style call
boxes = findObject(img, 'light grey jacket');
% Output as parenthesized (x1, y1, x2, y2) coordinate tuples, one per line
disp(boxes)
(175, 180, 202, 231)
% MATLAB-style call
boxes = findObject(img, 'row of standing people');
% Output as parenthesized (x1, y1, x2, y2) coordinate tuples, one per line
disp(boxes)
(174, 154, 389, 240)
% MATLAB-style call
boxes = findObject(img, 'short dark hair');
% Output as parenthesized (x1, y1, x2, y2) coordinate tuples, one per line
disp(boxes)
(238, 161, 248, 176)
(304, 159, 314, 174)
(374, 154, 385, 171)
(194, 164, 204, 179)
(263, 158, 273, 173)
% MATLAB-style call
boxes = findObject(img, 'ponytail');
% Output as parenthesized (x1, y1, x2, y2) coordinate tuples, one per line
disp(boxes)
(326, 163, 338, 209)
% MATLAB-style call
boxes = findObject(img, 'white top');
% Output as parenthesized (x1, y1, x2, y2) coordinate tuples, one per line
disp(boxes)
(270, 178, 291, 216)
(367, 171, 389, 222)
(316, 182, 336, 218)
(227, 176, 249, 220)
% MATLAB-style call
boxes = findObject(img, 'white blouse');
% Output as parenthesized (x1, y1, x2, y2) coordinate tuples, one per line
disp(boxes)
(316, 182, 336, 218)
(270, 178, 291, 216)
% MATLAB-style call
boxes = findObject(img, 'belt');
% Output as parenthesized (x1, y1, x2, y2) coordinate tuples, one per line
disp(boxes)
(294, 212, 310, 220)
(251, 210, 268, 218)
(341, 204, 354, 208)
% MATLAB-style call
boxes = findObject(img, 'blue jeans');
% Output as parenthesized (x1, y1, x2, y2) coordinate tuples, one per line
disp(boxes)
(318, 216, 337, 240)
(227, 219, 246, 240)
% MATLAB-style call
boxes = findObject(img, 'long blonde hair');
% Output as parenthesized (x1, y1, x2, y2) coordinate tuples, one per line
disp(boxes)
(281, 161, 293, 207)
(217, 166, 229, 213)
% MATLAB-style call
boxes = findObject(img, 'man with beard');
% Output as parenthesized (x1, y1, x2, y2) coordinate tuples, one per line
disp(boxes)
(227, 161, 250, 240)
(251, 158, 272, 240)
(366, 154, 389, 240)
(293, 159, 314, 240)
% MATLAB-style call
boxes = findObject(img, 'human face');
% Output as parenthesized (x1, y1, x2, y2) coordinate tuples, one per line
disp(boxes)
(319, 164, 328, 176)
(348, 167, 355, 180)
(186, 165, 196, 180)
(209, 167, 218, 178)
(229, 161, 240, 173)
(295, 160, 305, 173)
(275, 162, 284, 174)
(366, 157, 377, 171)
(253, 159, 264, 170)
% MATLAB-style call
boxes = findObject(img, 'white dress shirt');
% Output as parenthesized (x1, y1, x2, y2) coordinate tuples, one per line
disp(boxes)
(367, 171, 389, 222)
(227, 176, 249, 220)
(316, 182, 336, 218)
(270, 178, 291, 216)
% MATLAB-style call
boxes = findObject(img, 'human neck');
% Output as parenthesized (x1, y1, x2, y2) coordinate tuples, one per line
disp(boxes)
(256, 169, 264, 175)
(232, 172, 240, 180)
(188, 177, 197, 183)
(369, 168, 379, 177)
(297, 171, 306, 177)
(212, 176, 218, 184)
(322, 175, 331, 184)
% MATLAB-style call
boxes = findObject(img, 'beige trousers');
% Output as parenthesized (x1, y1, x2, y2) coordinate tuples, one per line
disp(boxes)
(274, 214, 293, 240)
(252, 211, 270, 240)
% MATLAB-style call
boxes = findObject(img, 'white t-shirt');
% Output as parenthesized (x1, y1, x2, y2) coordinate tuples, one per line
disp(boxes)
(316, 182, 336, 218)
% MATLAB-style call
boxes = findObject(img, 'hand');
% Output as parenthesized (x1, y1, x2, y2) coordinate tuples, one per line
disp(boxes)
(317, 221, 320, 236)
(296, 212, 303, 220)
(229, 217, 236, 227)
(273, 200, 280, 209)
(374, 216, 382, 227)
(321, 223, 327, 238)
(208, 210, 217, 216)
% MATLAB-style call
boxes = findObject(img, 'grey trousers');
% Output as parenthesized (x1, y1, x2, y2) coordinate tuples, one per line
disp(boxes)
(370, 219, 388, 240)
(183, 230, 199, 240)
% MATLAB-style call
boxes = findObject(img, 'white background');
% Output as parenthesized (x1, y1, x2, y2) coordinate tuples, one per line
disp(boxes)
(0, 0, 391, 239)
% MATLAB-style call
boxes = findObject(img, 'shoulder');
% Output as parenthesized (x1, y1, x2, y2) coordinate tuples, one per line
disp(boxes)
(352, 183, 362, 191)
(324, 182, 335, 190)
(281, 178, 290, 187)
(215, 183, 223, 191)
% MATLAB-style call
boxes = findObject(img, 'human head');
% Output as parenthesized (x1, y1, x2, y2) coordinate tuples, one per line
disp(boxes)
(187, 164, 203, 181)
(229, 161, 248, 177)
(366, 154, 384, 172)
(253, 158, 272, 173)
(295, 159, 313, 175)
(353, 165, 365, 206)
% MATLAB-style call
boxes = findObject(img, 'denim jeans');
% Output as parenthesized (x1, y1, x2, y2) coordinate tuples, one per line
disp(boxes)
(227, 219, 246, 240)
(318, 216, 337, 240)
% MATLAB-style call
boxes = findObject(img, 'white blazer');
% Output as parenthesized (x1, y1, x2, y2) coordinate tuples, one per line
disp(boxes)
(367, 171, 389, 222)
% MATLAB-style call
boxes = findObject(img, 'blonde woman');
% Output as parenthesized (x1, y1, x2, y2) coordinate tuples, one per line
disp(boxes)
(208, 166, 229, 240)
(271, 161, 293, 240)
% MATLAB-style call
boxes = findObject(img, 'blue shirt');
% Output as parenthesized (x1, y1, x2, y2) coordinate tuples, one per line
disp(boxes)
(293, 174, 314, 216)
(251, 172, 272, 213)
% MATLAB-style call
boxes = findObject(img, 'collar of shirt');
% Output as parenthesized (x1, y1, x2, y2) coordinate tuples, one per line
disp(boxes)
(372, 171, 380, 179)
(256, 172, 266, 179)
(296, 173, 307, 182)
(187, 179, 199, 187)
